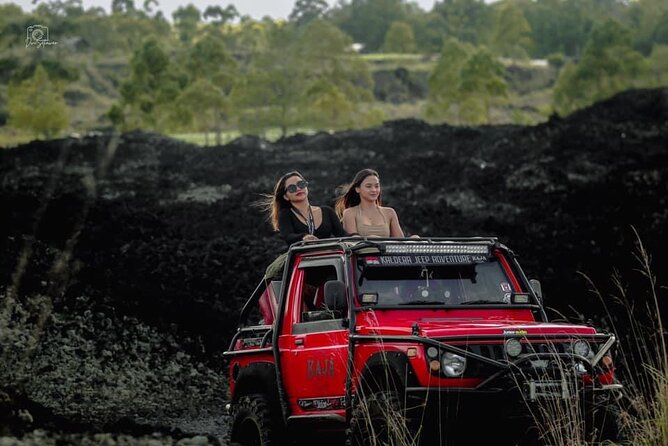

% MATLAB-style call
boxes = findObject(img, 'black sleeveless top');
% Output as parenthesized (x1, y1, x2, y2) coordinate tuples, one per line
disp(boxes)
(278, 206, 347, 245)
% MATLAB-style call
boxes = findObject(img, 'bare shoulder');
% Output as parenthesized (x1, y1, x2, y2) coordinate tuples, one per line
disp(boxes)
(380, 206, 398, 219)
(342, 206, 358, 218)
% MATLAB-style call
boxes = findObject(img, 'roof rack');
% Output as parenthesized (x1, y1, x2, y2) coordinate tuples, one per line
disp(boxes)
(288, 236, 501, 255)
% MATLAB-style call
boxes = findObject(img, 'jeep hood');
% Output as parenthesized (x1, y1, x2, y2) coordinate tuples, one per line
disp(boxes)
(355, 318, 598, 338)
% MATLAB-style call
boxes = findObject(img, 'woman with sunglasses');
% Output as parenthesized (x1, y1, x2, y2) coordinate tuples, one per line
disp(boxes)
(335, 168, 406, 238)
(263, 171, 347, 245)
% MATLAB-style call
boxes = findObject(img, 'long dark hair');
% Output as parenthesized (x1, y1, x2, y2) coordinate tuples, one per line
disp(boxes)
(335, 168, 381, 218)
(258, 170, 306, 231)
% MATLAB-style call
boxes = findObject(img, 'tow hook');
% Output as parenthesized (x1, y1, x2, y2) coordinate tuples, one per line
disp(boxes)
(225, 403, 231, 414)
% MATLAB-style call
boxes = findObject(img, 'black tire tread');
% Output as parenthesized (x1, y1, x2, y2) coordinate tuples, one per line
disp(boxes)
(230, 393, 277, 446)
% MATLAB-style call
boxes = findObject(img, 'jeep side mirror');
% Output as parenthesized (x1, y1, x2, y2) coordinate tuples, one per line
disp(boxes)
(324, 280, 346, 311)
(529, 279, 543, 303)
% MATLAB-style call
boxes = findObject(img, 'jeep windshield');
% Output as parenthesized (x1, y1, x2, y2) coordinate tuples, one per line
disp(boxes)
(356, 256, 516, 306)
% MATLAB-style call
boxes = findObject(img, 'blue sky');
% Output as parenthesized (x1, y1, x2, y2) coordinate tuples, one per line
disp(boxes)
(5, 0, 438, 20)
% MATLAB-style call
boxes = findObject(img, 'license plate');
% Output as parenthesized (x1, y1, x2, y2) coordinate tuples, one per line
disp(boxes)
(525, 380, 570, 400)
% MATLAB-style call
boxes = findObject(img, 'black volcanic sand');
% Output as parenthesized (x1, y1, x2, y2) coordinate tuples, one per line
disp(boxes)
(0, 88, 667, 444)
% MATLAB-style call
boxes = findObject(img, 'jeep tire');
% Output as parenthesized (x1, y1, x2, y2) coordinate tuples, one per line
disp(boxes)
(230, 394, 278, 446)
(591, 402, 626, 444)
(347, 390, 411, 446)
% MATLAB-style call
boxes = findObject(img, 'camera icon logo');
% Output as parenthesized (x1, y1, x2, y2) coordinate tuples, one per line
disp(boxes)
(26, 25, 55, 48)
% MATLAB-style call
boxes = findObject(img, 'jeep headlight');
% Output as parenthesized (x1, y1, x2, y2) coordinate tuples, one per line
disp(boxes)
(505, 338, 523, 358)
(441, 352, 466, 377)
(572, 340, 591, 357)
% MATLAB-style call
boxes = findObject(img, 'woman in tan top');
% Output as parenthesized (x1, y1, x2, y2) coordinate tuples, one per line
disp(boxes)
(335, 168, 405, 237)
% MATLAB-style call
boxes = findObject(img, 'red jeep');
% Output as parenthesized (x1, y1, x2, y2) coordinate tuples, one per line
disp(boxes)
(224, 238, 622, 445)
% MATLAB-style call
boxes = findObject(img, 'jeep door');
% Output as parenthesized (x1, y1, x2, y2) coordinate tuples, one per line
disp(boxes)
(278, 255, 349, 416)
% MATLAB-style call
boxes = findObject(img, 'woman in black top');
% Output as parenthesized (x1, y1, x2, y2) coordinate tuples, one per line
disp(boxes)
(263, 171, 347, 246)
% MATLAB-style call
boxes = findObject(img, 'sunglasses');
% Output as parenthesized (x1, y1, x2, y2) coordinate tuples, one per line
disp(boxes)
(285, 180, 308, 194)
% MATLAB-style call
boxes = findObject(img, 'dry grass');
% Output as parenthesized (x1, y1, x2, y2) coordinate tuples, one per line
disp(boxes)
(601, 230, 667, 446)
(530, 228, 668, 446)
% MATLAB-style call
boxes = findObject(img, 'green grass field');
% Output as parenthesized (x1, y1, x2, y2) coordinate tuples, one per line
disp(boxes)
(360, 52, 437, 73)
(170, 127, 322, 146)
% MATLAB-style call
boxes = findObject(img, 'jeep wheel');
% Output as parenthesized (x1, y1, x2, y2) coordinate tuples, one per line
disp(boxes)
(347, 391, 411, 446)
(230, 394, 277, 446)
(591, 403, 627, 444)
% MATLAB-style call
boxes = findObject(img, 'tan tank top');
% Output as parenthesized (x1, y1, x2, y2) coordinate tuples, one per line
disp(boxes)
(355, 206, 390, 237)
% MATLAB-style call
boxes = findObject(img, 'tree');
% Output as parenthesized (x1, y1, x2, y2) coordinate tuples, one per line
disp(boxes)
(406, 11, 448, 53)
(203, 5, 238, 25)
(426, 40, 506, 124)
(458, 47, 507, 123)
(0, 4, 26, 47)
(289, 0, 329, 27)
(181, 33, 237, 144)
(114, 37, 186, 130)
(433, 0, 492, 46)
(425, 38, 472, 122)
(143, 0, 159, 14)
(553, 19, 649, 115)
(653, 11, 668, 45)
(330, 0, 410, 52)
(8, 65, 69, 138)
(177, 78, 229, 145)
(173, 4, 201, 43)
(522, 0, 593, 58)
(233, 21, 375, 136)
(490, 1, 533, 59)
(382, 21, 416, 53)
(647, 45, 668, 86)
(111, 0, 135, 15)
(627, 0, 668, 54)
(233, 25, 303, 136)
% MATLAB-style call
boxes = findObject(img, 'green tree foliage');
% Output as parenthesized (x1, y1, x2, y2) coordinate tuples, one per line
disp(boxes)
(115, 38, 186, 130)
(382, 21, 416, 53)
(648, 44, 668, 86)
(426, 38, 472, 122)
(4, 0, 668, 137)
(432, 0, 492, 46)
(232, 24, 302, 136)
(491, 1, 533, 59)
(233, 20, 376, 136)
(627, 0, 668, 54)
(458, 48, 507, 123)
(7, 65, 69, 138)
(0, 4, 29, 48)
(224, 17, 274, 66)
(172, 4, 201, 44)
(522, 0, 593, 58)
(331, 0, 410, 52)
(112, 0, 135, 15)
(426, 40, 506, 124)
(179, 33, 237, 144)
(653, 11, 668, 45)
(406, 12, 447, 53)
(203, 5, 238, 25)
(553, 19, 649, 116)
(289, 0, 329, 27)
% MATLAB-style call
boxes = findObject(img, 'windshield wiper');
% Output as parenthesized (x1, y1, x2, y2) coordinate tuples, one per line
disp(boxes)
(459, 299, 505, 305)
(400, 300, 444, 305)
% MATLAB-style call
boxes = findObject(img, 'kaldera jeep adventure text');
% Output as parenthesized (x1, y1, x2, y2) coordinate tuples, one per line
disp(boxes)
(224, 238, 623, 445)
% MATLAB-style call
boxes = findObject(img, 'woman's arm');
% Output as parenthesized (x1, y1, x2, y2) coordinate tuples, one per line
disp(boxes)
(387, 208, 405, 238)
(341, 207, 358, 235)
(278, 209, 308, 244)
